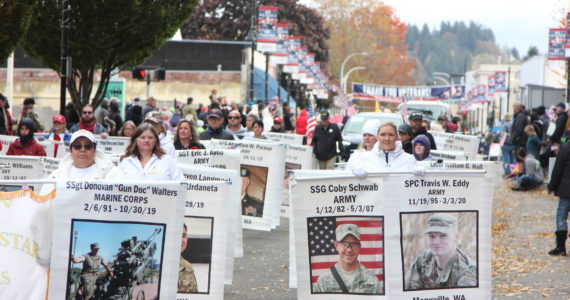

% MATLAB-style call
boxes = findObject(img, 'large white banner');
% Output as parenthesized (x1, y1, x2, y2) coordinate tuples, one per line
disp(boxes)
(291, 173, 386, 299)
(177, 149, 241, 171)
(430, 131, 480, 160)
(210, 139, 285, 231)
(282, 144, 317, 217)
(48, 180, 185, 300)
(431, 150, 467, 161)
(264, 132, 304, 145)
(177, 180, 230, 300)
(96, 136, 130, 154)
(0, 188, 54, 300)
(419, 160, 496, 176)
(384, 172, 491, 299)
(179, 164, 242, 285)
(0, 156, 44, 180)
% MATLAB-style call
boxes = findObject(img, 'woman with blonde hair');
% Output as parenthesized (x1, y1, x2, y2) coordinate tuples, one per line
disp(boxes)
(173, 118, 205, 150)
(119, 120, 137, 138)
(117, 123, 182, 180)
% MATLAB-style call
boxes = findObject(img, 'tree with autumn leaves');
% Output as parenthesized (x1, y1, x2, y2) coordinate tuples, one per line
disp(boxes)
(316, 0, 416, 89)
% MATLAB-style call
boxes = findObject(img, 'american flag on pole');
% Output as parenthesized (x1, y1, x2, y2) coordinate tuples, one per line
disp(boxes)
(307, 216, 384, 287)
(305, 105, 317, 145)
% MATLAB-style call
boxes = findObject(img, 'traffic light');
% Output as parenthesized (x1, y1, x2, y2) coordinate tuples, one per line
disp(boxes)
(155, 69, 166, 81)
(132, 68, 146, 80)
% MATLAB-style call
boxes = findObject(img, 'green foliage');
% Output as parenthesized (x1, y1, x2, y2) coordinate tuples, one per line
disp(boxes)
(523, 46, 539, 61)
(0, 0, 37, 60)
(21, 0, 197, 110)
(181, 0, 330, 63)
(406, 21, 504, 84)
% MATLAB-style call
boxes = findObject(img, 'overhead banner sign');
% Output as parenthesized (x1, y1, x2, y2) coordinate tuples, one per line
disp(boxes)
(353, 82, 465, 101)
(548, 28, 566, 60)
(177, 180, 231, 300)
(48, 180, 185, 300)
(494, 71, 507, 93)
(384, 172, 491, 299)
(0, 188, 54, 300)
(210, 139, 285, 231)
(257, 6, 278, 53)
(430, 131, 480, 160)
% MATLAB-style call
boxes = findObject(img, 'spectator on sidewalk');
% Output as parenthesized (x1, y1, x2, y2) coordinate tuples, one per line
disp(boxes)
(44, 115, 71, 157)
(142, 96, 158, 119)
(126, 97, 143, 126)
(510, 102, 530, 152)
(408, 112, 436, 150)
(7, 118, 46, 156)
(511, 148, 543, 191)
(0, 94, 10, 135)
(226, 110, 247, 139)
(550, 102, 567, 144)
(296, 109, 308, 135)
(313, 111, 344, 170)
(500, 114, 515, 175)
(270, 117, 285, 133)
(70, 105, 109, 137)
(19, 97, 44, 132)
(199, 108, 235, 141)
(525, 125, 542, 158)
(548, 140, 570, 256)
(181, 97, 198, 121)
(96, 99, 110, 126)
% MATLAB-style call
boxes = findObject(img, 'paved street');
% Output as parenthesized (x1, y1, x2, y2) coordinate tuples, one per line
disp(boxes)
(224, 164, 570, 299)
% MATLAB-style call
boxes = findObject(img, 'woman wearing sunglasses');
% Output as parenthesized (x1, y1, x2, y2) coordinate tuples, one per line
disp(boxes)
(117, 123, 182, 180)
(46, 130, 119, 180)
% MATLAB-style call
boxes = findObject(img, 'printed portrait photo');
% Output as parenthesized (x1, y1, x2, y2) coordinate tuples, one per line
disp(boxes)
(240, 164, 268, 218)
(308, 216, 384, 295)
(400, 211, 479, 291)
(66, 219, 166, 300)
(179, 216, 214, 294)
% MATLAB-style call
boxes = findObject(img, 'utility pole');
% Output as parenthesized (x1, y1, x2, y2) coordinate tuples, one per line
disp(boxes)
(249, 0, 257, 103)
(59, 0, 70, 115)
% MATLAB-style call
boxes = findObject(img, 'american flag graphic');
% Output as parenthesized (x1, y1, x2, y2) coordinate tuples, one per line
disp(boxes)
(308, 216, 384, 285)
(305, 105, 317, 145)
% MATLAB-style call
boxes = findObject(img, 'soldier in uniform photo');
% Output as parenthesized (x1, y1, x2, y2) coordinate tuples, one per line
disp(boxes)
(70, 243, 113, 300)
(240, 167, 264, 217)
(313, 224, 382, 294)
(404, 213, 477, 290)
(179, 223, 198, 293)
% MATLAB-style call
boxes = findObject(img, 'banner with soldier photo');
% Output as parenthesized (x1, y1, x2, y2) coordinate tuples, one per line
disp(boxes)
(291, 172, 386, 299)
(384, 172, 492, 299)
(0, 156, 44, 180)
(282, 144, 317, 217)
(179, 164, 242, 285)
(48, 180, 186, 300)
(429, 131, 480, 160)
(0, 185, 54, 300)
(265, 132, 304, 145)
(210, 139, 285, 231)
(177, 180, 231, 300)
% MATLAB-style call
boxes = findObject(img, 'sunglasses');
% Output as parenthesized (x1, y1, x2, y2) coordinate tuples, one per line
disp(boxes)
(71, 143, 94, 150)
(82, 111, 93, 115)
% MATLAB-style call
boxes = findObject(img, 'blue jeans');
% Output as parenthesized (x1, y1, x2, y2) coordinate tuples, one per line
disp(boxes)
(501, 145, 515, 175)
(556, 198, 570, 231)
(516, 175, 542, 190)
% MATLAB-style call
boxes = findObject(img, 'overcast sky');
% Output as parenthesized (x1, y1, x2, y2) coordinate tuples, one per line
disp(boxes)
(300, 0, 565, 55)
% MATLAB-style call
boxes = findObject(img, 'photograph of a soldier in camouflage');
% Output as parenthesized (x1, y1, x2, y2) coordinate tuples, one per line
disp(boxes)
(401, 212, 478, 291)
(66, 220, 165, 300)
(179, 217, 214, 294)
(240, 165, 268, 218)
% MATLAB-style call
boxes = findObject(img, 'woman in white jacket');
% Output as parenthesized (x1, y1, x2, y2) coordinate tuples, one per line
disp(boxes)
(117, 123, 182, 181)
(347, 121, 416, 173)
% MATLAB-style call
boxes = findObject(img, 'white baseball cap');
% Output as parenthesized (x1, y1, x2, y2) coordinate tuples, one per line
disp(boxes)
(70, 129, 96, 144)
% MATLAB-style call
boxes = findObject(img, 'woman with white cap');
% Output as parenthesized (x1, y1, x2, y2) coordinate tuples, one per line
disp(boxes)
(358, 119, 381, 152)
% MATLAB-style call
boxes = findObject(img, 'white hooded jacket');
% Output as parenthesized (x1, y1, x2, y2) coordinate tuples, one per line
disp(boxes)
(48, 149, 120, 180)
(347, 141, 416, 172)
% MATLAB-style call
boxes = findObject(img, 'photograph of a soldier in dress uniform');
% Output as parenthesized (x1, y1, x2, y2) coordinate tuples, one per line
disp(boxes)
(309, 217, 384, 295)
(66, 220, 166, 300)
(179, 216, 213, 294)
(401, 212, 478, 291)
(240, 165, 268, 217)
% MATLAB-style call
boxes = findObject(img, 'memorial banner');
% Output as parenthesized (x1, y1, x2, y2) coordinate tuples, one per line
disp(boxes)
(96, 136, 130, 154)
(291, 172, 386, 299)
(431, 150, 468, 161)
(179, 164, 242, 285)
(282, 144, 317, 217)
(0, 156, 44, 180)
(430, 131, 480, 160)
(384, 172, 491, 299)
(40, 157, 62, 177)
(177, 180, 231, 300)
(210, 139, 285, 231)
(48, 180, 185, 300)
(419, 160, 496, 177)
(177, 149, 241, 171)
(265, 132, 304, 145)
(0, 187, 54, 300)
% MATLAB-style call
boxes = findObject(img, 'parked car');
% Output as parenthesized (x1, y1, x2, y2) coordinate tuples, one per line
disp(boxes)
(342, 112, 404, 154)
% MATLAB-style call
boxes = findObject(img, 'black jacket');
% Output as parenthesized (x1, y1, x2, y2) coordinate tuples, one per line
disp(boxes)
(411, 127, 437, 150)
(549, 142, 570, 198)
(199, 127, 235, 141)
(551, 110, 568, 144)
(312, 123, 344, 161)
(510, 110, 529, 148)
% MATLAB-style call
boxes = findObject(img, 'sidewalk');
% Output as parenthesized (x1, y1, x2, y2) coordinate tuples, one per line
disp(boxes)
(492, 165, 570, 299)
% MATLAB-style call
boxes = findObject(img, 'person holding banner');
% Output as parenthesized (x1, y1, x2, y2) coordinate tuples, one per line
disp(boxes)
(347, 122, 416, 175)
(117, 123, 182, 180)
(248, 120, 268, 139)
(225, 110, 247, 138)
(405, 214, 477, 290)
(313, 224, 381, 294)
(6, 118, 47, 156)
(144, 111, 177, 159)
(358, 119, 380, 152)
(398, 124, 413, 154)
(173, 119, 205, 150)
(412, 135, 435, 161)
(47, 130, 119, 180)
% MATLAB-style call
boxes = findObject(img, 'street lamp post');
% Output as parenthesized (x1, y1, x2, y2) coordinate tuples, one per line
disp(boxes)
(342, 66, 366, 94)
(340, 52, 369, 93)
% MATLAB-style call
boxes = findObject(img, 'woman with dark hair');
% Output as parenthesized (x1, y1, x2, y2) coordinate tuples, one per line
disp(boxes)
(249, 119, 267, 139)
(109, 100, 123, 136)
(7, 118, 46, 156)
(116, 123, 181, 180)
(173, 119, 205, 150)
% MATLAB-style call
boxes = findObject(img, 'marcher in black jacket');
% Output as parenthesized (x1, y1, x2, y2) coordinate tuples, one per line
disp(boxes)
(510, 102, 529, 151)
(550, 102, 568, 144)
(408, 112, 437, 150)
(312, 111, 344, 170)
(548, 141, 570, 256)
